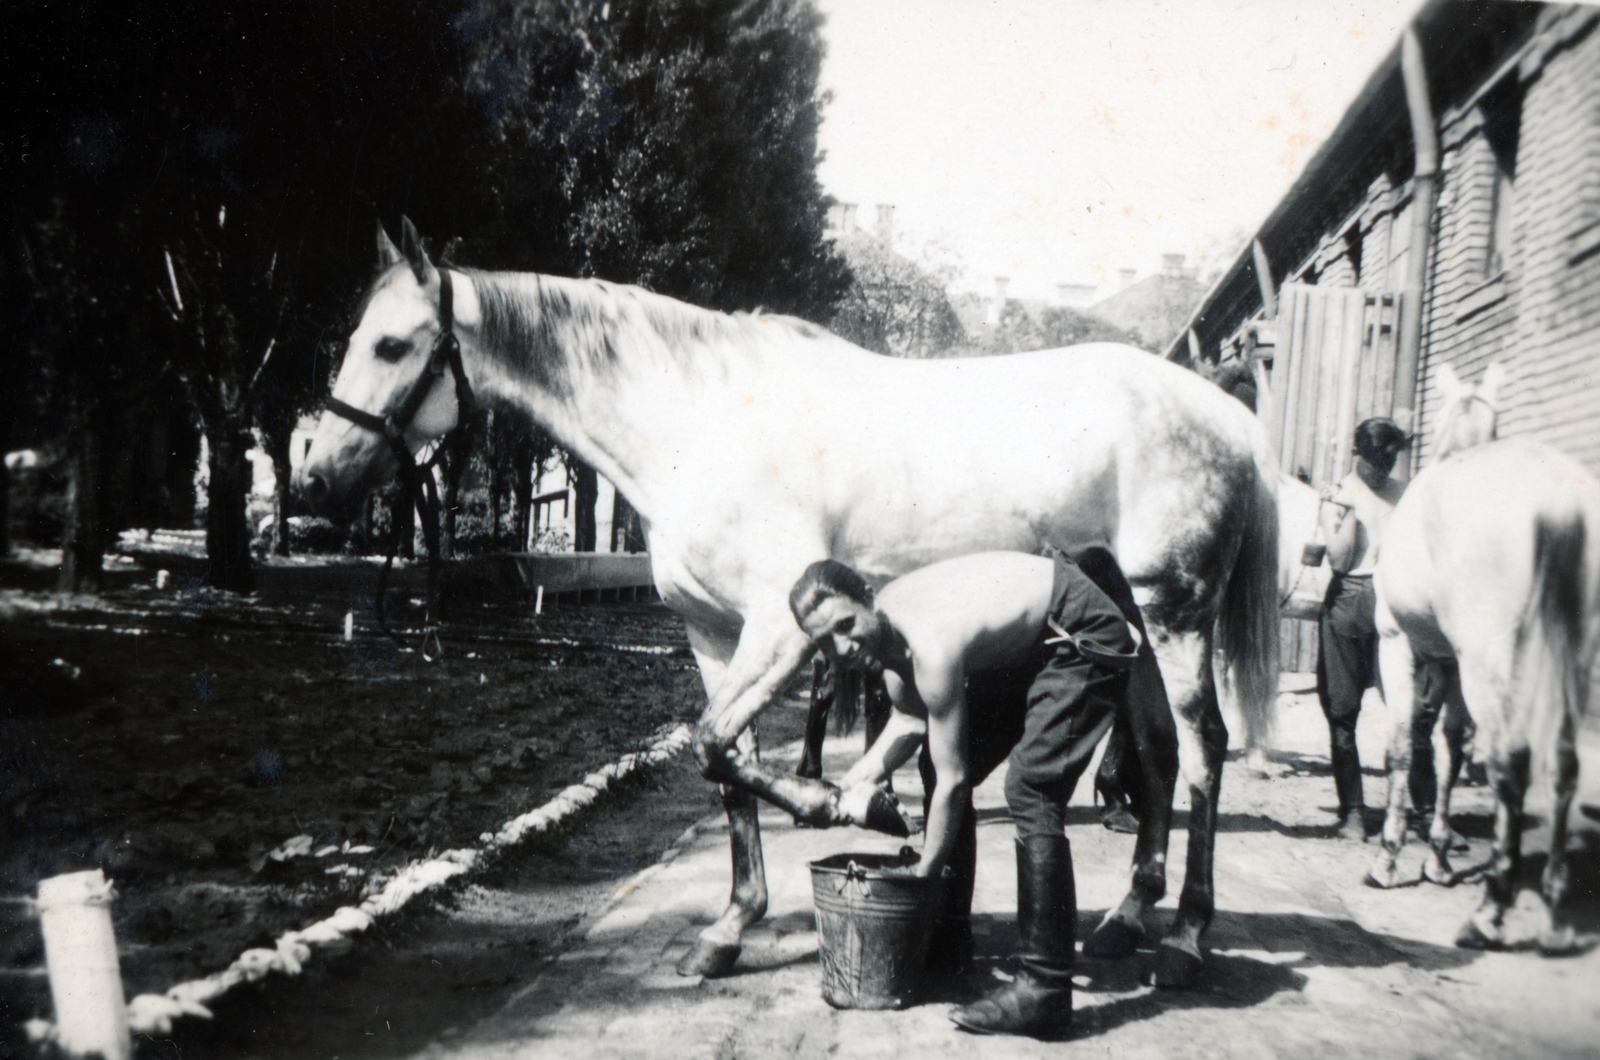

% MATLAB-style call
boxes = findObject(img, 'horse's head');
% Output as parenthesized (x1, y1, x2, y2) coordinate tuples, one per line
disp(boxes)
(1432, 361, 1502, 462)
(299, 219, 468, 523)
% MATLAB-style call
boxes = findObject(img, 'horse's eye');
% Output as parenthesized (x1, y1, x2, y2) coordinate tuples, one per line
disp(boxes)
(374, 337, 410, 363)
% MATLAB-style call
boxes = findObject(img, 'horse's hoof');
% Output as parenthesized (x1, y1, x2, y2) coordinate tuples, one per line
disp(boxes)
(1423, 859, 1454, 887)
(1454, 919, 1501, 951)
(1537, 925, 1578, 956)
(1083, 915, 1144, 960)
(1150, 940, 1203, 989)
(863, 789, 911, 838)
(1364, 859, 1400, 890)
(677, 938, 741, 978)
(1100, 807, 1140, 835)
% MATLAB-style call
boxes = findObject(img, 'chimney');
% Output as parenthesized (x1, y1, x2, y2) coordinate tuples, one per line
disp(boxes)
(1055, 282, 1096, 309)
(841, 203, 858, 233)
(1118, 267, 1137, 290)
(875, 204, 895, 242)
(985, 276, 1010, 328)
(1162, 253, 1186, 277)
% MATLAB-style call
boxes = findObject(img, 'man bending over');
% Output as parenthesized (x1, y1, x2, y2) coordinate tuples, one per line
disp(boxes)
(789, 551, 1140, 1038)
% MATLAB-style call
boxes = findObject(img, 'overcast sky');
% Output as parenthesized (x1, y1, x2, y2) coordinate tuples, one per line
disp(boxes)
(813, 0, 1429, 301)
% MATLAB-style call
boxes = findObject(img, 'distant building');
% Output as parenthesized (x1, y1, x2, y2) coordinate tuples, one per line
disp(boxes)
(1168, 1, 1600, 478)
(1090, 254, 1205, 351)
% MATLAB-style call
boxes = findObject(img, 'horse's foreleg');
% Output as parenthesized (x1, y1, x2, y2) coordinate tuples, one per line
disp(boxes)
(1537, 711, 1579, 954)
(693, 617, 815, 759)
(680, 622, 779, 980)
(1084, 644, 1176, 961)
(678, 728, 768, 979)
(1145, 631, 1221, 989)
(1368, 618, 1418, 889)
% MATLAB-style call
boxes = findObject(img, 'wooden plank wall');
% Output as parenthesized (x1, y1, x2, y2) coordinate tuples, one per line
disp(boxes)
(1266, 283, 1404, 672)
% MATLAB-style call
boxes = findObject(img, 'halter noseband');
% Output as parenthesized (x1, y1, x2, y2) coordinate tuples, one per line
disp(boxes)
(325, 269, 475, 462)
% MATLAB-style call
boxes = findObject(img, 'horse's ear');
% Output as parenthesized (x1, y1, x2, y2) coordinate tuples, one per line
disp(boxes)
(1479, 362, 1506, 407)
(376, 220, 404, 271)
(1436, 362, 1462, 406)
(399, 215, 435, 286)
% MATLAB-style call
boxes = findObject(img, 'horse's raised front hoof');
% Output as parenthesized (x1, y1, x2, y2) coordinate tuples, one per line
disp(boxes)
(1149, 939, 1203, 989)
(1454, 917, 1502, 951)
(863, 789, 912, 838)
(1083, 914, 1144, 960)
(1537, 925, 1579, 957)
(677, 938, 741, 978)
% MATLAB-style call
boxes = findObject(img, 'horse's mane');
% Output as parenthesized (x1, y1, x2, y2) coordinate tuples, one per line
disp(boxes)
(464, 268, 833, 395)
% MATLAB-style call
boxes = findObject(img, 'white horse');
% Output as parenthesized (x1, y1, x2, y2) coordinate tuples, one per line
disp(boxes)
(300, 220, 1279, 986)
(1369, 363, 1600, 953)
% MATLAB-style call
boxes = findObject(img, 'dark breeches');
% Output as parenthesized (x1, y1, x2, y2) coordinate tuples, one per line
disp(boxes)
(1318, 573, 1378, 813)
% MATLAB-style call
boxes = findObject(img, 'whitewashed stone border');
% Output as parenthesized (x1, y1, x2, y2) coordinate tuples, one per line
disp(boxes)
(112, 723, 694, 1036)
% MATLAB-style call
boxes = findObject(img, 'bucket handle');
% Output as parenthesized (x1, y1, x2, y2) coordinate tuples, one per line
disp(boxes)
(835, 860, 872, 898)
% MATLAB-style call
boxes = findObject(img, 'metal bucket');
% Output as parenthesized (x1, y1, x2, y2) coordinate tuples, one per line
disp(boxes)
(809, 852, 940, 1010)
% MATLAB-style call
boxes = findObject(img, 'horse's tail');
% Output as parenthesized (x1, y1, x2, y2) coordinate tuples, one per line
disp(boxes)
(1217, 460, 1280, 753)
(1519, 512, 1590, 764)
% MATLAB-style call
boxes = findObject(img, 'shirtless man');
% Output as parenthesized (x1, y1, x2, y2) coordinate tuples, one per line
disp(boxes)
(790, 551, 1140, 1038)
(1317, 418, 1409, 840)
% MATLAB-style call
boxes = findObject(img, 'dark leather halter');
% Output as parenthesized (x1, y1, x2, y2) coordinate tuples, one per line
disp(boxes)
(324, 269, 476, 655)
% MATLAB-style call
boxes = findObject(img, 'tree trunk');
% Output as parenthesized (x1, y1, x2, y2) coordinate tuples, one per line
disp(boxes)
(390, 479, 416, 560)
(572, 459, 598, 552)
(0, 442, 9, 558)
(57, 396, 106, 593)
(263, 424, 293, 557)
(439, 442, 466, 561)
(511, 436, 534, 552)
(202, 418, 256, 592)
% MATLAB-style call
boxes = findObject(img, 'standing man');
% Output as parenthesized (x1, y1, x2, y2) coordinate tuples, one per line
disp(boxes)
(790, 550, 1142, 1038)
(1317, 418, 1409, 840)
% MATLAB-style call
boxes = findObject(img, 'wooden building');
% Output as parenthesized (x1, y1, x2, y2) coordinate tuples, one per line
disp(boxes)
(1166, 1, 1600, 669)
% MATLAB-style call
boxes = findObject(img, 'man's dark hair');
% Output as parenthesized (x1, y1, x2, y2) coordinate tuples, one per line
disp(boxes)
(1353, 418, 1410, 475)
(789, 559, 871, 624)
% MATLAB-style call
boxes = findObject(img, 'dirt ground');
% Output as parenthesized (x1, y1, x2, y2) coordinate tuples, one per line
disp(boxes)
(4, 550, 1600, 1059)
(0, 550, 804, 1058)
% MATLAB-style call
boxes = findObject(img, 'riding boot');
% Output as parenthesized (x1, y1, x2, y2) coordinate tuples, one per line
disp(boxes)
(951, 835, 1074, 1037)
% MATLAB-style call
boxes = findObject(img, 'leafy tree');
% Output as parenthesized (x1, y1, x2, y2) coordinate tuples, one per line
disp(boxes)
(461, 0, 849, 545)
(827, 231, 964, 358)
(972, 300, 1143, 357)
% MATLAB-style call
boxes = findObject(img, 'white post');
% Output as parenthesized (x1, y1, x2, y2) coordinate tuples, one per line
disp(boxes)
(37, 870, 130, 1060)
(535, 585, 545, 616)
(344, 611, 354, 641)
(155, 569, 169, 590)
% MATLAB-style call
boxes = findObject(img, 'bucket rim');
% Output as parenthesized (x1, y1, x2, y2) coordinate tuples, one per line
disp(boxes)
(808, 850, 928, 881)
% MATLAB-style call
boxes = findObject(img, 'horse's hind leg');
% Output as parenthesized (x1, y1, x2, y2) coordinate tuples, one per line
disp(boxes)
(1537, 711, 1580, 954)
(1422, 662, 1466, 884)
(1458, 741, 1529, 950)
(1084, 642, 1176, 961)
(1142, 629, 1222, 989)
